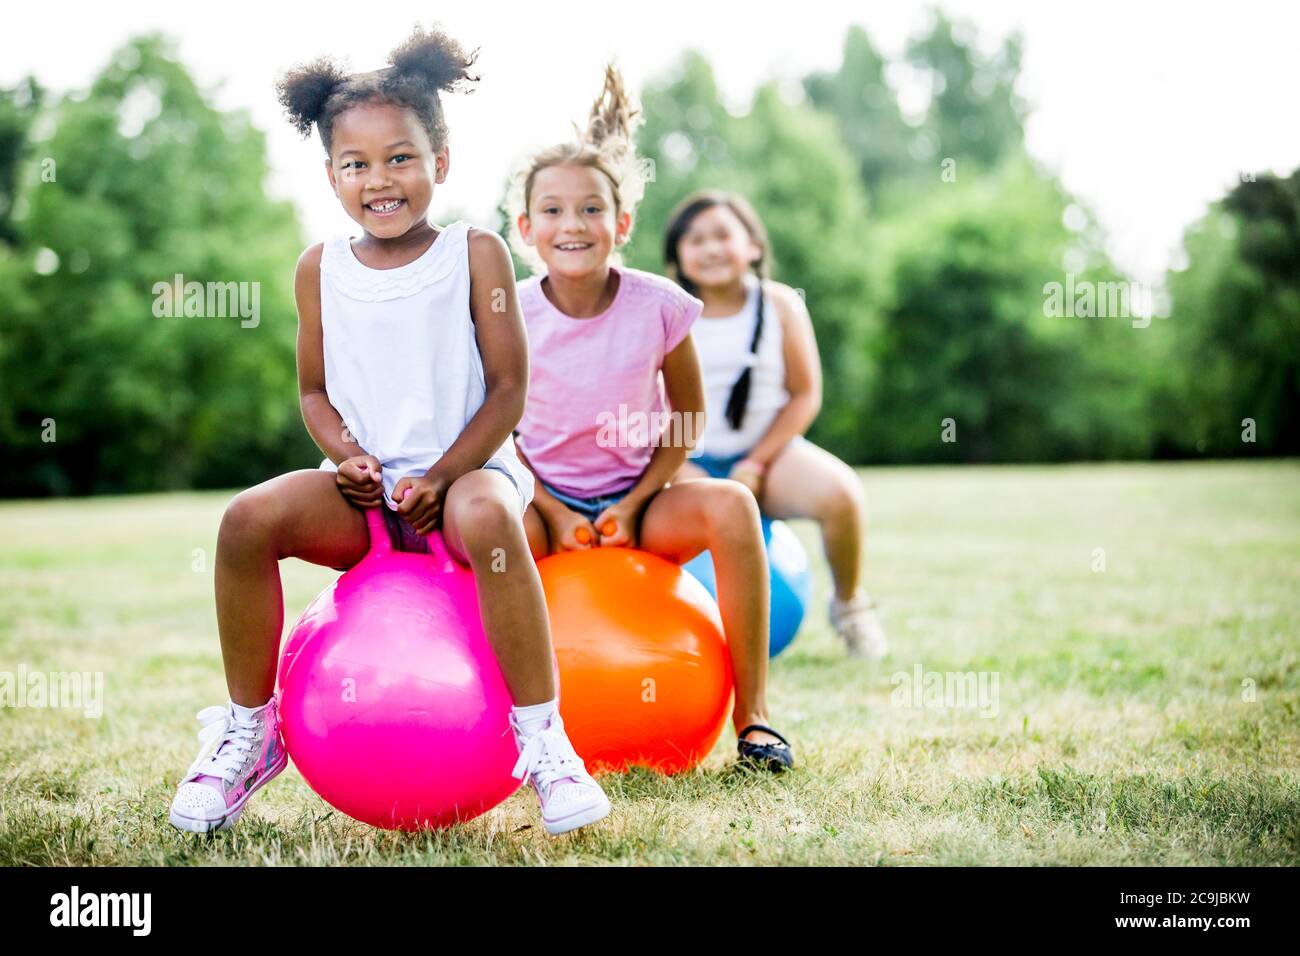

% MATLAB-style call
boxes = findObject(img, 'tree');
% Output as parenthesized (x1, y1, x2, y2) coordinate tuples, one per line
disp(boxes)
(905, 10, 1026, 171)
(0, 77, 43, 246)
(1156, 169, 1300, 455)
(0, 36, 312, 496)
(866, 157, 1157, 463)
(804, 26, 919, 205)
(623, 54, 876, 460)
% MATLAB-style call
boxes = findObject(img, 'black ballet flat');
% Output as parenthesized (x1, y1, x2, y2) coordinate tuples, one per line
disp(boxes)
(736, 724, 795, 772)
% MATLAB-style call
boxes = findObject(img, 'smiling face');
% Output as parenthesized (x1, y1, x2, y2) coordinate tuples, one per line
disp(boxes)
(675, 203, 762, 291)
(325, 101, 447, 239)
(518, 163, 631, 279)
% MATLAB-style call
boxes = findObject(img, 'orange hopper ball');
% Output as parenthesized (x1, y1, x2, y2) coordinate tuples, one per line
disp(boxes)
(539, 547, 734, 774)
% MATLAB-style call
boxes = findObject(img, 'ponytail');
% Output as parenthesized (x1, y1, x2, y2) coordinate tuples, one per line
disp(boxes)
(505, 62, 651, 272)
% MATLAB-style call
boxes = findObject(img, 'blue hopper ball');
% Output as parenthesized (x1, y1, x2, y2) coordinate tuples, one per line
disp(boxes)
(682, 515, 812, 657)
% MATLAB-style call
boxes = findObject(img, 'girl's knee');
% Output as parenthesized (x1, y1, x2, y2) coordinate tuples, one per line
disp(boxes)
(219, 489, 279, 549)
(450, 487, 520, 553)
(703, 480, 761, 539)
(464, 493, 515, 530)
(815, 466, 865, 524)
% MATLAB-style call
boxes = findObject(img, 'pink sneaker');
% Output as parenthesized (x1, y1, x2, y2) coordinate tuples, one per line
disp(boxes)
(168, 699, 287, 833)
(510, 712, 611, 836)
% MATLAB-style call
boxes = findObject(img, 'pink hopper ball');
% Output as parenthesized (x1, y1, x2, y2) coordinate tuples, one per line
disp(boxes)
(277, 507, 521, 830)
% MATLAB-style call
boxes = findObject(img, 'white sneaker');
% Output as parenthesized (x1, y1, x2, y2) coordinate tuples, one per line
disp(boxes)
(829, 590, 889, 660)
(510, 712, 611, 836)
(168, 700, 287, 833)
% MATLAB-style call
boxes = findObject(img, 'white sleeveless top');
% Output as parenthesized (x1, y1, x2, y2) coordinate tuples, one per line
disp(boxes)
(315, 221, 534, 511)
(690, 274, 789, 457)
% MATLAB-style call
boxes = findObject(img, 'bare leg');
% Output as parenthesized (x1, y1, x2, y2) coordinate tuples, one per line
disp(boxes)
(441, 471, 556, 707)
(638, 480, 780, 745)
(522, 502, 553, 560)
(761, 440, 866, 602)
(215, 470, 371, 707)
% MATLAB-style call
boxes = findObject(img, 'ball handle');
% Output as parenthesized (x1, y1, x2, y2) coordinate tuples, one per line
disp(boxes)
(425, 530, 453, 566)
(364, 507, 393, 557)
(364, 503, 454, 567)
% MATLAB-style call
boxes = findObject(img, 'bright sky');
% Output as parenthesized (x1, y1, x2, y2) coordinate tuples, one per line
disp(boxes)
(4, 0, 1297, 281)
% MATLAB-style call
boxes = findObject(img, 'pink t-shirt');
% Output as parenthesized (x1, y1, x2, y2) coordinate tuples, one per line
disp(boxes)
(516, 266, 703, 497)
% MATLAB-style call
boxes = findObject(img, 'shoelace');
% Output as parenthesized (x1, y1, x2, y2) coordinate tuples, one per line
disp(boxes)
(511, 727, 586, 793)
(185, 705, 264, 784)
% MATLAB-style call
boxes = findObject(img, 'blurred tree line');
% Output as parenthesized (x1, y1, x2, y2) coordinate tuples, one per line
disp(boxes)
(1, 16, 1296, 496)
(618, 12, 1296, 464)
(0, 36, 314, 496)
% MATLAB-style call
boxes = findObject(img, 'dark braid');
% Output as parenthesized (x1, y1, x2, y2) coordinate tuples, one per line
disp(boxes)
(723, 282, 765, 430)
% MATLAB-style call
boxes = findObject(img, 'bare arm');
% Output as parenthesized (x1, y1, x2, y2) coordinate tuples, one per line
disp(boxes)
(296, 243, 368, 464)
(740, 281, 822, 466)
(423, 228, 530, 482)
(620, 333, 706, 513)
(295, 243, 383, 507)
(591, 333, 705, 547)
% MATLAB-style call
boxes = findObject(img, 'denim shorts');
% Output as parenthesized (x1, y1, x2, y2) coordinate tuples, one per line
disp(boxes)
(688, 435, 809, 479)
(540, 480, 635, 523)
(688, 450, 747, 480)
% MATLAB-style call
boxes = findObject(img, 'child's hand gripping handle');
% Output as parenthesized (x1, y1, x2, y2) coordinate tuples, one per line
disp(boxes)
(365, 489, 455, 566)
(574, 521, 618, 546)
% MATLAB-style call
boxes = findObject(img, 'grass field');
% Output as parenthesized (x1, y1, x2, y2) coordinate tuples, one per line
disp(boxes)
(1, 460, 1297, 866)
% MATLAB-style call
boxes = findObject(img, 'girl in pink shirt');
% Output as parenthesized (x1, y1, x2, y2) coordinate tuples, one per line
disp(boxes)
(507, 66, 794, 772)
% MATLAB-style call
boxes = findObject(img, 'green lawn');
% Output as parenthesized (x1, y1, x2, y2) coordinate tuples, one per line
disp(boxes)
(1, 461, 1297, 865)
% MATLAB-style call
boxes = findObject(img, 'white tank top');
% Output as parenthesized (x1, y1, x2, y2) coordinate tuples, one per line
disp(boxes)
(690, 274, 789, 457)
(315, 221, 533, 510)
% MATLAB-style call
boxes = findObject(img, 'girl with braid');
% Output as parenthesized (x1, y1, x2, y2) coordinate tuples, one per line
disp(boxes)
(664, 192, 887, 660)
